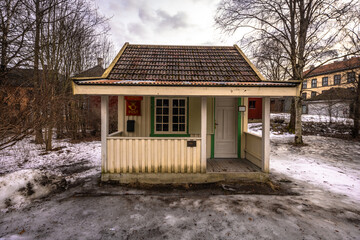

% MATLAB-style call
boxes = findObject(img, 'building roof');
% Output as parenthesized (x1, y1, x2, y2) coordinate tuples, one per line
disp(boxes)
(73, 43, 299, 88)
(74, 65, 105, 78)
(306, 87, 356, 101)
(304, 57, 360, 78)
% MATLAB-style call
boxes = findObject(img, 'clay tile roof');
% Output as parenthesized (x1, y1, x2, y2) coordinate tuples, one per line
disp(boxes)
(73, 43, 299, 87)
(304, 57, 360, 78)
(107, 44, 261, 83)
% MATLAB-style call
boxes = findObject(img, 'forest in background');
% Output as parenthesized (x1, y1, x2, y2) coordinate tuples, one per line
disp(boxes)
(0, 0, 115, 150)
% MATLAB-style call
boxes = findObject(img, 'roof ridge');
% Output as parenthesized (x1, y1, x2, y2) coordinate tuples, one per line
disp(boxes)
(127, 43, 235, 48)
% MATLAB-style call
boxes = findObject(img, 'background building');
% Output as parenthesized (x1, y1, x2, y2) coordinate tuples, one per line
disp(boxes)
(302, 57, 360, 99)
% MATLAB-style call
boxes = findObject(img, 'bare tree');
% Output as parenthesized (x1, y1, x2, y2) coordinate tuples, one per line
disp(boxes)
(0, 0, 32, 79)
(216, 0, 359, 144)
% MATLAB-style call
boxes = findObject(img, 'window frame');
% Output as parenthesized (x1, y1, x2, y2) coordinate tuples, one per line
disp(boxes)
(302, 80, 307, 89)
(151, 97, 189, 136)
(311, 79, 317, 88)
(249, 100, 256, 109)
(322, 77, 328, 86)
(347, 72, 355, 83)
(334, 74, 341, 85)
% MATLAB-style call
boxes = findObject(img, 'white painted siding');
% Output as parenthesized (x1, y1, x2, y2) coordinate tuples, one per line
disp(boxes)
(244, 132, 262, 168)
(106, 137, 202, 173)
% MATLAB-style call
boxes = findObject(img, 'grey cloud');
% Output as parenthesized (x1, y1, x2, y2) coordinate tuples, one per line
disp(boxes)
(127, 23, 148, 38)
(156, 10, 188, 29)
(138, 6, 189, 31)
(138, 7, 155, 22)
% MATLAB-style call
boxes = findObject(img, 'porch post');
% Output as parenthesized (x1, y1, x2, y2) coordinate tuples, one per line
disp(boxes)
(201, 96, 207, 173)
(101, 96, 109, 172)
(262, 97, 270, 173)
(118, 96, 124, 132)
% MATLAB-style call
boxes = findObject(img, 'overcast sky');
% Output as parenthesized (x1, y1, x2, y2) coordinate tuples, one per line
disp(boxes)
(94, 0, 244, 51)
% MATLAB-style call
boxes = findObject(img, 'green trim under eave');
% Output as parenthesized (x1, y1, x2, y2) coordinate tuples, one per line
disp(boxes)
(237, 98, 242, 159)
(211, 98, 215, 159)
(211, 134, 215, 159)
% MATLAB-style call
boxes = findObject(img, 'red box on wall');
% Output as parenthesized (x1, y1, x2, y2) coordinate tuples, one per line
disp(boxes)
(125, 96, 143, 116)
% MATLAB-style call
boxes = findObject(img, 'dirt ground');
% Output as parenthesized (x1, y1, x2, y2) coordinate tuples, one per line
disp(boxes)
(0, 173, 359, 240)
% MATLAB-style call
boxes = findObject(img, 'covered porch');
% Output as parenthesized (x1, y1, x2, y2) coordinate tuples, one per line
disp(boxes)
(98, 94, 272, 183)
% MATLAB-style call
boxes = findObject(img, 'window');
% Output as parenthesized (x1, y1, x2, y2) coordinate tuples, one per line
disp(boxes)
(154, 98, 187, 134)
(302, 92, 307, 99)
(302, 105, 307, 114)
(322, 77, 328, 86)
(334, 75, 341, 85)
(303, 81, 307, 89)
(347, 72, 355, 83)
(311, 91, 317, 98)
(249, 100, 256, 109)
(311, 79, 317, 88)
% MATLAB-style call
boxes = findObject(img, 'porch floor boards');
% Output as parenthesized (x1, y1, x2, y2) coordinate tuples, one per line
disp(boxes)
(207, 158, 261, 173)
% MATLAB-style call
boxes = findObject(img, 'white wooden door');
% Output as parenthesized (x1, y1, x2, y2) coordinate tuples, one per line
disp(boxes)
(214, 98, 237, 158)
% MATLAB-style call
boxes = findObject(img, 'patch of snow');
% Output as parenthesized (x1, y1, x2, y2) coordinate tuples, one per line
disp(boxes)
(271, 113, 353, 124)
(0, 169, 53, 210)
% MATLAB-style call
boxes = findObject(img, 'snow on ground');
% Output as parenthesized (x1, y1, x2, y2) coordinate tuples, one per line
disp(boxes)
(271, 113, 354, 124)
(0, 119, 360, 239)
(0, 138, 101, 210)
(248, 123, 360, 204)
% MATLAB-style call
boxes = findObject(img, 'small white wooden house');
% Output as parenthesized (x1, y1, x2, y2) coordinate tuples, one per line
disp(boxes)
(72, 43, 300, 183)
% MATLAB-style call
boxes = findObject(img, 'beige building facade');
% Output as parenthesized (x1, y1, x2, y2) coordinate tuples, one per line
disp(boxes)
(302, 57, 360, 99)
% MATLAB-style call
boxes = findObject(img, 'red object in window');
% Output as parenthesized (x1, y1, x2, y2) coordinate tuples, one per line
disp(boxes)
(125, 96, 143, 116)
(248, 98, 262, 119)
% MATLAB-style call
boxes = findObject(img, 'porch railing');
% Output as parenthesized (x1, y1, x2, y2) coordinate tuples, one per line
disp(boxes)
(244, 132, 262, 168)
(104, 137, 201, 173)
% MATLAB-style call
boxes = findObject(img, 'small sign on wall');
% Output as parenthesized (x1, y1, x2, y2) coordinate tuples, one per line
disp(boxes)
(125, 96, 143, 116)
(187, 141, 197, 147)
(238, 106, 246, 112)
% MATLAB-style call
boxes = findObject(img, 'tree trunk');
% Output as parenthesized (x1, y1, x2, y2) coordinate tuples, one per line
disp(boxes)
(352, 77, 360, 138)
(34, 0, 43, 144)
(288, 97, 295, 133)
(295, 96, 303, 144)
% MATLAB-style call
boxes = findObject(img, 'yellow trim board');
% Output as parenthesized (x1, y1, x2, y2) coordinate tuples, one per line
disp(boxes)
(73, 84, 300, 97)
(101, 42, 129, 78)
(234, 44, 266, 81)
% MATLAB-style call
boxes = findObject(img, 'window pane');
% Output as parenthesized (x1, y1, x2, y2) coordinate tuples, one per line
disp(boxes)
(156, 108, 162, 114)
(156, 116, 162, 123)
(173, 99, 178, 106)
(163, 124, 168, 131)
(163, 116, 169, 123)
(156, 99, 162, 106)
(156, 124, 162, 131)
(163, 99, 169, 106)
(173, 108, 178, 114)
(179, 108, 185, 114)
(173, 124, 178, 131)
(179, 116, 185, 123)
(173, 116, 178, 123)
(249, 101, 256, 109)
(179, 124, 185, 131)
(163, 108, 169, 114)
(179, 99, 185, 106)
